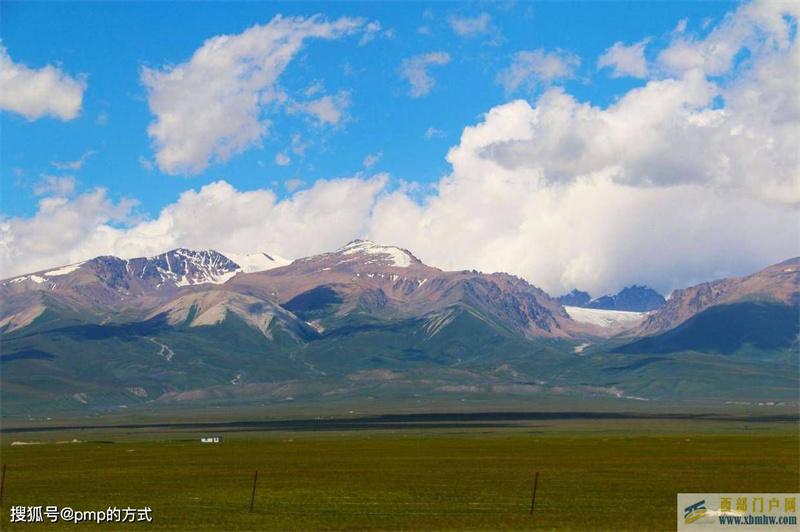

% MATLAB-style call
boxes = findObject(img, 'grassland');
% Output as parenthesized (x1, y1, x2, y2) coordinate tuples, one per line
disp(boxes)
(0, 412, 797, 531)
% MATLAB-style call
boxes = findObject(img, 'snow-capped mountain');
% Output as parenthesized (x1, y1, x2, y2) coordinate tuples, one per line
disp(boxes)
(225, 239, 571, 339)
(0, 248, 291, 332)
(1, 245, 797, 411)
(3, 248, 291, 293)
(295, 239, 422, 269)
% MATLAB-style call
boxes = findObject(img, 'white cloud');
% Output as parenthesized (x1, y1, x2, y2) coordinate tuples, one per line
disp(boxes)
(1, 177, 386, 279)
(359, 21, 394, 45)
(0, 44, 85, 121)
(496, 48, 580, 93)
(657, 0, 799, 76)
(448, 13, 491, 37)
(363, 151, 383, 169)
(287, 91, 350, 127)
(597, 39, 651, 78)
(275, 152, 291, 166)
(400, 52, 451, 98)
(33, 175, 77, 197)
(368, 29, 799, 296)
(304, 81, 324, 97)
(1, 189, 137, 277)
(141, 15, 367, 176)
(50, 150, 96, 171)
(424, 127, 446, 140)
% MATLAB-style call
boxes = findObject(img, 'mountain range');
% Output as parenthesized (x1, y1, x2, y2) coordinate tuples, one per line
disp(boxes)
(557, 286, 666, 312)
(1, 241, 797, 414)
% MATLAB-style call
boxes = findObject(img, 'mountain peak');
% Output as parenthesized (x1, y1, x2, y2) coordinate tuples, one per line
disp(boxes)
(334, 240, 420, 268)
(557, 289, 591, 307)
(586, 285, 666, 312)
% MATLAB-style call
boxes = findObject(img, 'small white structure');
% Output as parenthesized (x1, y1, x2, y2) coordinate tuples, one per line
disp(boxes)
(201, 436, 221, 443)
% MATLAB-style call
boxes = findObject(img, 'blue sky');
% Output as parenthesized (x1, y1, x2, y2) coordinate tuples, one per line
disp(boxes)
(1, 1, 797, 297)
(2, 1, 737, 217)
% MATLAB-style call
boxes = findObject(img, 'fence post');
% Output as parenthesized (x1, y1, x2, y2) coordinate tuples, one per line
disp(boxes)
(530, 471, 539, 515)
(250, 470, 258, 513)
(0, 464, 7, 506)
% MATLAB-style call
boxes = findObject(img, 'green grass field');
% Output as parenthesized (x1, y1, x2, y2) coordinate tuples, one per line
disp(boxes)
(0, 423, 797, 531)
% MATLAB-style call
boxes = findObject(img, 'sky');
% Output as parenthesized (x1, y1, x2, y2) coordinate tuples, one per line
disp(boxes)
(1, 0, 798, 297)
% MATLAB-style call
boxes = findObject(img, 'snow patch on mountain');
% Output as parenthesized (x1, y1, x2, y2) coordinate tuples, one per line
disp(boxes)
(564, 306, 646, 328)
(44, 262, 85, 277)
(338, 240, 413, 267)
(9, 274, 47, 285)
(220, 252, 291, 273)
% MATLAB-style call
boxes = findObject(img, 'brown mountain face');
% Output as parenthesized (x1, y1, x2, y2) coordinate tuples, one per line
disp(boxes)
(223, 240, 574, 339)
(0, 240, 575, 339)
(0, 249, 279, 332)
(2, 241, 795, 341)
(638, 257, 800, 335)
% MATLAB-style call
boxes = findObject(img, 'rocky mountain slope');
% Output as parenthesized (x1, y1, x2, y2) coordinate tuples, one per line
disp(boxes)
(0, 248, 289, 332)
(223, 240, 574, 339)
(558, 285, 666, 312)
(556, 289, 591, 307)
(639, 258, 799, 335)
(586, 285, 666, 312)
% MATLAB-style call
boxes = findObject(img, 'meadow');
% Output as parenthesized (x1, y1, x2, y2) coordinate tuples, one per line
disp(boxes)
(0, 412, 797, 531)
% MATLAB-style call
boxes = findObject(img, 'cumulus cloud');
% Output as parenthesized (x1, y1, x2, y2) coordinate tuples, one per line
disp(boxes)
(275, 152, 291, 166)
(369, 95, 797, 297)
(657, 0, 799, 76)
(400, 52, 451, 98)
(496, 48, 580, 93)
(1, 177, 386, 278)
(141, 15, 367, 176)
(448, 13, 491, 37)
(1, 189, 137, 277)
(368, 8, 799, 296)
(597, 39, 651, 78)
(0, 44, 86, 121)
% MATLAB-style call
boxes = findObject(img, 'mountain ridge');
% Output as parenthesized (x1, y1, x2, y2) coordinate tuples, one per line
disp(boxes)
(2, 243, 797, 412)
(557, 285, 666, 312)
